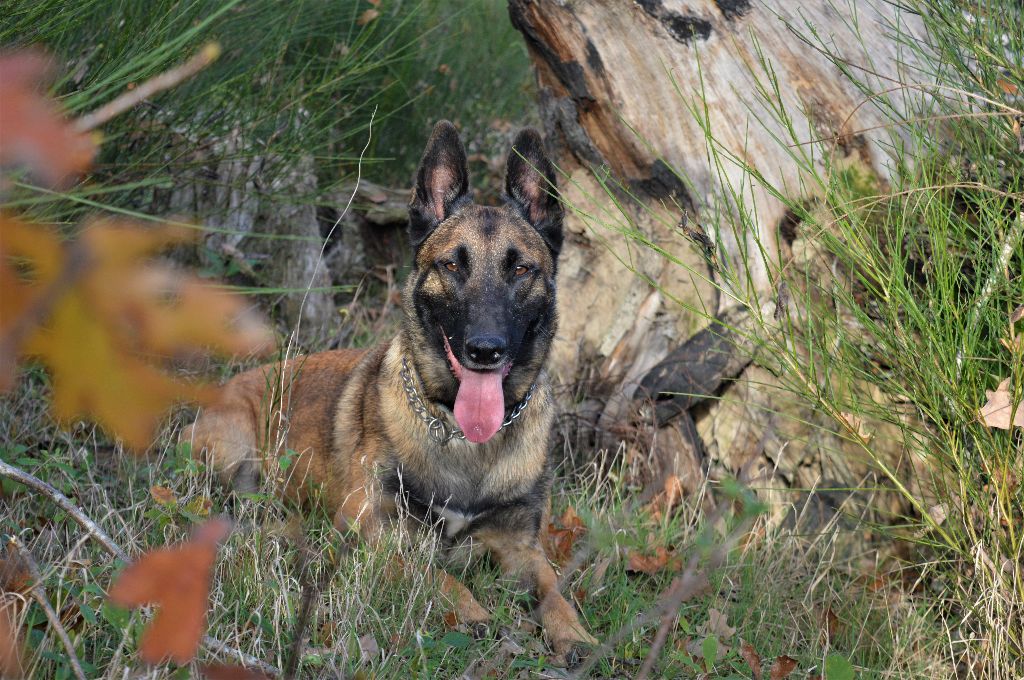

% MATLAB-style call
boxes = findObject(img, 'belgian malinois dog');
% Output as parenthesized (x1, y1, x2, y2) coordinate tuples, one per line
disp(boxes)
(183, 120, 597, 663)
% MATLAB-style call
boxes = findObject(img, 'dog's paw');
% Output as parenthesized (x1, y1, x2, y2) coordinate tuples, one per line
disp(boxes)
(549, 635, 597, 668)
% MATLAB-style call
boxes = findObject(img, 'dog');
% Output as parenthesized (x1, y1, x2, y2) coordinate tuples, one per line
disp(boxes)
(182, 120, 597, 664)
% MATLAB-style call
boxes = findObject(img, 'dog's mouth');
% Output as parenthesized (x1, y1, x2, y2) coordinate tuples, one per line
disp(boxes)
(441, 331, 511, 444)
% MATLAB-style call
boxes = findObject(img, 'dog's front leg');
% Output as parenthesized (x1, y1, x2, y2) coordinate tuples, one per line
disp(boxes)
(333, 486, 491, 633)
(475, 528, 597, 666)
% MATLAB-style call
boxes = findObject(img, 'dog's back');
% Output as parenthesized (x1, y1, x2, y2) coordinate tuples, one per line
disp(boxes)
(182, 348, 366, 498)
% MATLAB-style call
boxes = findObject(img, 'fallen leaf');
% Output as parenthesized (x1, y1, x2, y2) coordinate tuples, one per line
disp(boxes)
(356, 9, 379, 25)
(200, 663, 274, 680)
(996, 77, 1019, 95)
(442, 611, 458, 628)
(625, 546, 680, 574)
(644, 474, 684, 521)
(739, 639, 762, 680)
(706, 608, 735, 640)
(358, 632, 380, 663)
(979, 378, 1024, 430)
(839, 411, 872, 442)
(150, 485, 178, 506)
(769, 654, 798, 680)
(107, 517, 232, 665)
(542, 505, 586, 564)
(0, 50, 97, 185)
(820, 606, 840, 645)
(1011, 304, 1024, 325)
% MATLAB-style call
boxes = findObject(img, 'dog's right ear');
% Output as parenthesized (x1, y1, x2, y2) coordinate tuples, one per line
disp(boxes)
(408, 120, 471, 248)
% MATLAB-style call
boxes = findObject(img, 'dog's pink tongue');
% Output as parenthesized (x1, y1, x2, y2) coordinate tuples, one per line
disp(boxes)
(454, 368, 505, 443)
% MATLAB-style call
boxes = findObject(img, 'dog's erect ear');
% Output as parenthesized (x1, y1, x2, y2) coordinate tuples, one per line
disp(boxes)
(504, 128, 563, 258)
(409, 120, 471, 248)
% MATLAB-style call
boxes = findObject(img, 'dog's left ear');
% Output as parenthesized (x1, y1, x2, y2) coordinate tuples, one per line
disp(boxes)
(505, 128, 563, 258)
(409, 120, 472, 248)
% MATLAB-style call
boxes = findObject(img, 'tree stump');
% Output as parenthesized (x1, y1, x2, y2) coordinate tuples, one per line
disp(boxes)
(509, 0, 933, 512)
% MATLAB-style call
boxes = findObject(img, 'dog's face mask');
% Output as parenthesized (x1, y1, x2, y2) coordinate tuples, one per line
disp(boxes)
(406, 120, 563, 444)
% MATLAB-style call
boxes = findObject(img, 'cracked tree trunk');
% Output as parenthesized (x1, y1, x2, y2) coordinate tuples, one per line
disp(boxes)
(509, 0, 931, 507)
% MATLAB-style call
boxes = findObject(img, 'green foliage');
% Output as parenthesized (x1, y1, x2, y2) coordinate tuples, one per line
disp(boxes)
(0, 0, 533, 220)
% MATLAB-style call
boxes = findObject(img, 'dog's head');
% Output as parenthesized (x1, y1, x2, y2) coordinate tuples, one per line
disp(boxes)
(402, 120, 563, 444)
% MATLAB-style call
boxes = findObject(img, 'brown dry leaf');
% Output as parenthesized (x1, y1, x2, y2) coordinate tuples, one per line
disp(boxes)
(542, 505, 586, 564)
(0, 50, 97, 185)
(739, 639, 762, 680)
(839, 411, 873, 442)
(644, 474, 684, 521)
(979, 378, 1024, 430)
(706, 608, 736, 640)
(356, 9, 380, 25)
(358, 632, 380, 663)
(107, 517, 232, 665)
(442, 611, 458, 628)
(1011, 304, 1024, 325)
(200, 663, 274, 680)
(997, 78, 1019, 95)
(1, 217, 273, 448)
(820, 607, 840, 645)
(150, 485, 178, 506)
(625, 546, 677, 575)
(769, 655, 798, 680)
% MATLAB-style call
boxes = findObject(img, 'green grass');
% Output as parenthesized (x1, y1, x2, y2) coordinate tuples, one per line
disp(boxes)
(0, 385, 948, 677)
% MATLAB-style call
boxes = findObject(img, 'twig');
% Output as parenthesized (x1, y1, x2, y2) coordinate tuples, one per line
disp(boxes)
(8, 539, 87, 680)
(72, 43, 221, 133)
(0, 459, 127, 562)
(0, 459, 280, 675)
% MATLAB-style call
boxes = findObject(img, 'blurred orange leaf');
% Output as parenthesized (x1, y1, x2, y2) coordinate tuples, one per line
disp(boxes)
(200, 663, 274, 680)
(769, 655, 798, 680)
(0, 50, 96, 185)
(107, 517, 232, 665)
(1, 216, 273, 449)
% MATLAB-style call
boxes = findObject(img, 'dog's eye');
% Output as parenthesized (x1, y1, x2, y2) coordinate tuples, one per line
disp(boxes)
(445, 262, 458, 273)
(515, 265, 530, 277)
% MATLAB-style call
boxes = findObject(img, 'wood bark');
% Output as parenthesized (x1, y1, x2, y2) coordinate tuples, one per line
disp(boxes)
(509, 0, 933, 505)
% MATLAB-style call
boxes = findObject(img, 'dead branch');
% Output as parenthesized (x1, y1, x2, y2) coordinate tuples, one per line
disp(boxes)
(0, 459, 127, 562)
(0, 459, 280, 676)
(8, 539, 87, 680)
(72, 43, 221, 134)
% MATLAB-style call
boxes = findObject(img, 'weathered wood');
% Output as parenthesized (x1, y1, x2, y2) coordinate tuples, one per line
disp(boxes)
(509, 0, 934, 505)
(509, 0, 930, 382)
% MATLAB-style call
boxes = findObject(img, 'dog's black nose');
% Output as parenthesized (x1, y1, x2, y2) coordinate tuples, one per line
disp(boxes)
(465, 334, 507, 366)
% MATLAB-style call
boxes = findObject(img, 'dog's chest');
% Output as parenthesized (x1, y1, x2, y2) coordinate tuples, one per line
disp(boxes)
(429, 504, 478, 538)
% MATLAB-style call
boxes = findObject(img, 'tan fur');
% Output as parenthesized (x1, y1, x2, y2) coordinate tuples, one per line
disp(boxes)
(183, 205, 596, 663)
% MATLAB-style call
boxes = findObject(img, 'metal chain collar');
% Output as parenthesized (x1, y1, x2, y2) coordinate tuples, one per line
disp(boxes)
(400, 357, 536, 446)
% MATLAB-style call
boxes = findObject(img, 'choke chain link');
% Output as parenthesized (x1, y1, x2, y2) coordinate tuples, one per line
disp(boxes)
(400, 357, 536, 446)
